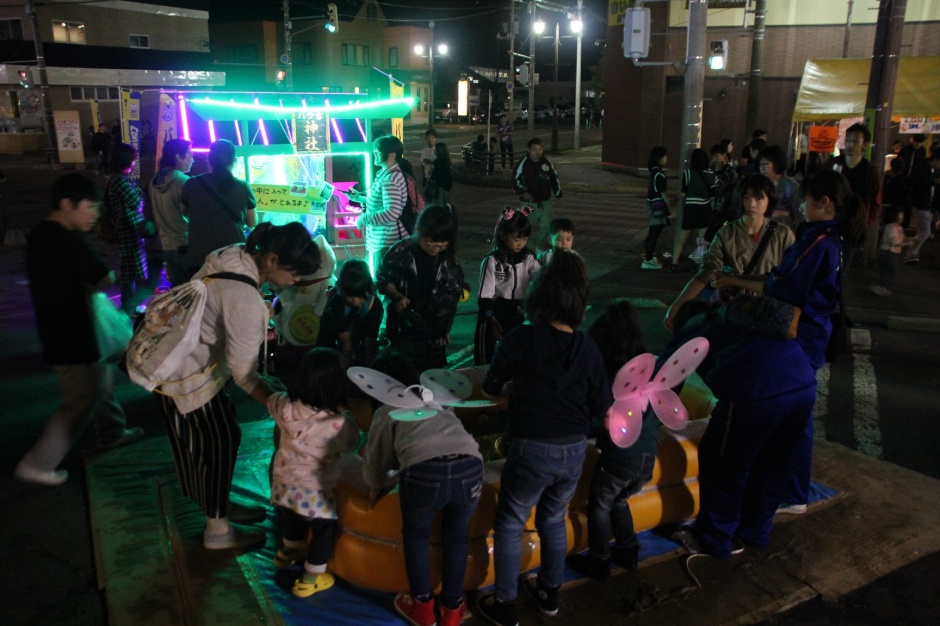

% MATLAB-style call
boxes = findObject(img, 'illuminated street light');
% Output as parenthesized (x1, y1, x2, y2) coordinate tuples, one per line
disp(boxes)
(534, 19, 546, 35)
(414, 21, 448, 128)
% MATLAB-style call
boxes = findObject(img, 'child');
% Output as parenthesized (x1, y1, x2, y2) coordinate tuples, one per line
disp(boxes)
(316, 258, 383, 365)
(487, 136, 497, 175)
(870, 205, 909, 296)
(643, 146, 671, 269)
(16, 174, 142, 487)
(361, 353, 484, 626)
(536, 217, 576, 266)
(269, 348, 360, 597)
(474, 207, 540, 366)
(580, 301, 653, 581)
(476, 252, 612, 626)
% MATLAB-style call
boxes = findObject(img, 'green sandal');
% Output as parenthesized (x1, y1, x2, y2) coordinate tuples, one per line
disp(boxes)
(273, 546, 306, 569)
(292, 572, 335, 598)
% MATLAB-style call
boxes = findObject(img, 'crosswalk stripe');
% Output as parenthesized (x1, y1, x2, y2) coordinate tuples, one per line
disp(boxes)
(850, 328, 883, 459)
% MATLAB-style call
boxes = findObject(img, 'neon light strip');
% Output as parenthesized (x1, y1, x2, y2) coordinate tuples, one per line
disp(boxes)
(178, 95, 191, 141)
(208, 120, 216, 143)
(278, 100, 293, 143)
(184, 96, 416, 116)
(254, 98, 269, 145)
(234, 121, 242, 145)
(354, 118, 367, 142)
(192, 148, 210, 153)
(331, 118, 344, 144)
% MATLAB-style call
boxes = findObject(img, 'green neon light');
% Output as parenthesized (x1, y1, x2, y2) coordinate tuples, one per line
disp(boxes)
(185, 96, 416, 116)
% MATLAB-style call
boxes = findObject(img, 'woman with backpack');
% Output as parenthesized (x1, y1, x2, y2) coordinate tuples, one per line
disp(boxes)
(154, 222, 321, 551)
(349, 134, 409, 274)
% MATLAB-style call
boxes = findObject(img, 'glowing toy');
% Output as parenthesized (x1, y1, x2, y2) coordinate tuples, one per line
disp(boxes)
(347, 367, 495, 421)
(608, 338, 710, 448)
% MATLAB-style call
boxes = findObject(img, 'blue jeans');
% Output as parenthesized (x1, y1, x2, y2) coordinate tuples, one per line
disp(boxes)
(399, 455, 484, 606)
(493, 438, 586, 602)
(586, 455, 655, 560)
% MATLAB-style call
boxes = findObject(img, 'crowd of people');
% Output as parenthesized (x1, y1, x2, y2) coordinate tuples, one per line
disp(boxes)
(14, 122, 937, 626)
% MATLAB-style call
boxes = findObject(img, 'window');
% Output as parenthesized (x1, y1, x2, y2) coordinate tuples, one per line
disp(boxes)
(388, 47, 398, 68)
(52, 21, 86, 44)
(129, 34, 149, 49)
(342, 44, 369, 67)
(227, 44, 258, 64)
(69, 86, 121, 102)
(302, 43, 312, 65)
(0, 18, 24, 40)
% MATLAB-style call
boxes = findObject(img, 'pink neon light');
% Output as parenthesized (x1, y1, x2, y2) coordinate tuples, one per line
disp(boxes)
(354, 118, 367, 142)
(208, 120, 216, 143)
(192, 148, 210, 153)
(330, 118, 344, 144)
(178, 95, 191, 141)
(254, 98, 269, 146)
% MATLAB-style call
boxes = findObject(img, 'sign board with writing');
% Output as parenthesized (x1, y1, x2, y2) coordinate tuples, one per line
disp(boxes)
(809, 126, 838, 153)
(294, 110, 329, 153)
(900, 117, 927, 134)
(251, 183, 331, 215)
(53, 110, 85, 163)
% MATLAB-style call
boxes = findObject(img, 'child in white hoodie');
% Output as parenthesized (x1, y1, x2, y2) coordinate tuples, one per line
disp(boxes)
(268, 348, 360, 597)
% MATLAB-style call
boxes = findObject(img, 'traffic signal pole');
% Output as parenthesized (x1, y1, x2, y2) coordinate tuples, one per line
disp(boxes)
(25, 2, 57, 164)
(744, 0, 766, 137)
(283, 0, 293, 90)
(865, 0, 907, 171)
(678, 0, 707, 175)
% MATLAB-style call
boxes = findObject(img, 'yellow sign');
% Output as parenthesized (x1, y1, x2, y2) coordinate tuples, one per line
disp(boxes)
(390, 79, 404, 141)
(155, 93, 178, 165)
(251, 183, 333, 215)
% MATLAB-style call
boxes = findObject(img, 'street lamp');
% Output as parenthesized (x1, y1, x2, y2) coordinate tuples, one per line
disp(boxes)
(414, 21, 448, 128)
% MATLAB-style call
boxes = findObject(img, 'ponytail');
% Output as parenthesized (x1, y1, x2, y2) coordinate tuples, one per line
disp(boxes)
(246, 222, 321, 276)
(802, 170, 867, 248)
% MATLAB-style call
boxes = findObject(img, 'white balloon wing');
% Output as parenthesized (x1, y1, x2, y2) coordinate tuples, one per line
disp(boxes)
(347, 367, 425, 409)
(420, 369, 473, 404)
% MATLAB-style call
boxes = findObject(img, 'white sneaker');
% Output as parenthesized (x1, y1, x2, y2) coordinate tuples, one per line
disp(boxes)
(869, 285, 891, 297)
(203, 524, 266, 550)
(641, 257, 663, 270)
(14, 461, 68, 487)
(904, 254, 920, 265)
(775, 503, 807, 515)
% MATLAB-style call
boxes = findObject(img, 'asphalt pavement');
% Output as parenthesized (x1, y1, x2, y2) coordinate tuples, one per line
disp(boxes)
(2, 132, 940, 625)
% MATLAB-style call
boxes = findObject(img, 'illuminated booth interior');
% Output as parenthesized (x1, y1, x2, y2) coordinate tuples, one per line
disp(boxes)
(169, 93, 417, 257)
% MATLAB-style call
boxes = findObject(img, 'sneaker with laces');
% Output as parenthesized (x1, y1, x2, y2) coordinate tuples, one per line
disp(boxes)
(672, 529, 704, 554)
(476, 592, 518, 626)
(394, 593, 436, 626)
(521, 573, 559, 617)
(904, 254, 920, 265)
(775, 502, 807, 515)
(438, 598, 467, 626)
(641, 257, 662, 269)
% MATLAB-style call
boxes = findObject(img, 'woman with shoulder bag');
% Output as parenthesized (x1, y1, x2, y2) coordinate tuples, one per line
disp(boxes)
(665, 175, 795, 330)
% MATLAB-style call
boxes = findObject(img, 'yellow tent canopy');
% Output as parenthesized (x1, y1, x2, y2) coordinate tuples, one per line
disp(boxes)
(792, 56, 940, 122)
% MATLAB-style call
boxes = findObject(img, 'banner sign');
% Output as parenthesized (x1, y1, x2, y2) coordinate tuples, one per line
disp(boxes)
(121, 89, 142, 182)
(53, 110, 85, 163)
(809, 126, 838, 153)
(390, 78, 404, 142)
(294, 109, 329, 153)
(155, 92, 178, 165)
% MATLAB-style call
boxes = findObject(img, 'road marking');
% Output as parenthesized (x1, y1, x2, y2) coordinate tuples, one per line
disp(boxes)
(814, 364, 829, 440)
(851, 328, 883, 459)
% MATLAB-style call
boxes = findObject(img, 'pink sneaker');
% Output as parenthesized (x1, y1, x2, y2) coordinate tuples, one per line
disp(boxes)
(394, 592, 436, 626)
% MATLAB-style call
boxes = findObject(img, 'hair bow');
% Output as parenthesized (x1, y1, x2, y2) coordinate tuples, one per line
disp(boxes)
(501, 205, 534, 221)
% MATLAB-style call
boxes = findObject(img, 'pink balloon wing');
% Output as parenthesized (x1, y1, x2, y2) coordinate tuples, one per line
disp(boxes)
(610, 353, 656, 400)
(651, 338, 710, 391)
(648, 388, 690, 430)
(608, 397, 647, 448)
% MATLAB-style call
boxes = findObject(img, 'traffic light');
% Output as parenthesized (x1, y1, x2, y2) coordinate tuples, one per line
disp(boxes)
(709, 40, 728, 71)
(275, 68, 287, 88)
(516, 63, 529, 86)
(325, 3, 339, 33)
(17, 69, 30, 88)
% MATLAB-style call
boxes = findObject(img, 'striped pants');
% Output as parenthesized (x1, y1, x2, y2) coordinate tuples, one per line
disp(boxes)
(158, 389, 241, 519)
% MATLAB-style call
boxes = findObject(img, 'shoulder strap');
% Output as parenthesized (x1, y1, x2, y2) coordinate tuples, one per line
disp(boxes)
(743, 220, 778, 276)
(205, 271, 259, 290)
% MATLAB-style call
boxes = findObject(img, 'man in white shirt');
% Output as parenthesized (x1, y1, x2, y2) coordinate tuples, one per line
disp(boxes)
(420, 128, 437, 185)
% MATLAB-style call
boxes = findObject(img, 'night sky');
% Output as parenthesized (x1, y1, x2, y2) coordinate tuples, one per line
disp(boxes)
(205, 0, 609, 80)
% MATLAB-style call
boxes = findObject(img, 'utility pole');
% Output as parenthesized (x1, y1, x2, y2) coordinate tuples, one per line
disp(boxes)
(573, 0, 583, 149)
(283, 0, 293, 90)
(25, 2, 56, 164)
(678, 0, 707, 173)
(509, 0, 515, 122)
(744, 0, 766, 137)
(551, 22, 559, 153)
(843, 0, 855, 58)
(865, 0, 907, 172)
(527, 1, 536, 136)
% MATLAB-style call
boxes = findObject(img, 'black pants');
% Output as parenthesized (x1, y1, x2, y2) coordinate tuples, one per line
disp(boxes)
(279, 507, 336, 567)
(645, 224, 666, 260)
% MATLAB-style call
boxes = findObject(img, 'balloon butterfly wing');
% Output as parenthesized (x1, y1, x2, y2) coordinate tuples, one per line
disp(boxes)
(607, 338, 710, 448)
(347, 366, 437, 421)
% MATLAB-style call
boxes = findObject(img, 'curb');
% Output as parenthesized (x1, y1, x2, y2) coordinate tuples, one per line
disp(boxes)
(886, 316, 940, 333)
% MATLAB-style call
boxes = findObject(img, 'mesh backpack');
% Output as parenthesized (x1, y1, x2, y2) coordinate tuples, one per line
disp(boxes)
(397, 170, 426, 235)
(125, 272, 258, 392)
